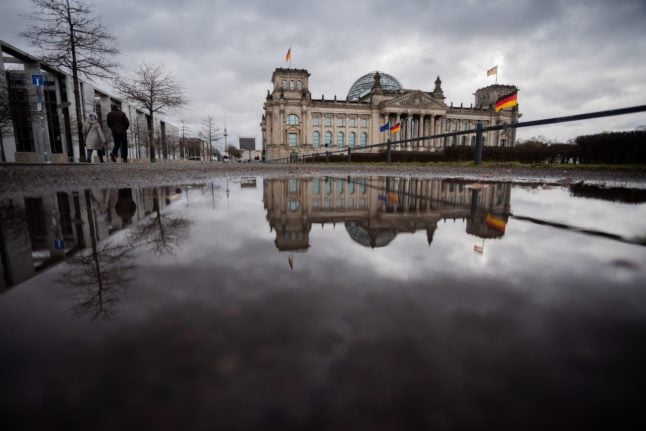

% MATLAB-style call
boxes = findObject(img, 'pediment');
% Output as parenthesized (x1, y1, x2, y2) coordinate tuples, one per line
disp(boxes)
(381, 90, 447, 110)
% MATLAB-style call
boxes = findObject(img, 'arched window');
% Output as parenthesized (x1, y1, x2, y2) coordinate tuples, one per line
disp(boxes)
(461, 136, 466, 145)
(324, 131, 332, 147)
(286, 114, 299, 125)
(360, 132, 368, 147)
(336, 131, 344, 148)
(282, 79, 287, 89)
(289, 80, 295, 89)
(297, 80, 302, 90)
(312, 131, 320, 148)
(349, 132, 356, 148)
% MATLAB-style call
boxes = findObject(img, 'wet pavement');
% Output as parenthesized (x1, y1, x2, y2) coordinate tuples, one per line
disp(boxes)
(1, 175, 646, 430)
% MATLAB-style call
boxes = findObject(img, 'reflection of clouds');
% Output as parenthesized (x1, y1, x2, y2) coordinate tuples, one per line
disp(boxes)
(14, 270, 646, 429)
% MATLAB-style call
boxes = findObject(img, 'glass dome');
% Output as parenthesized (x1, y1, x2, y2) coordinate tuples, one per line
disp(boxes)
(347, 71, 403, 101)
(345, 221, 396, 248)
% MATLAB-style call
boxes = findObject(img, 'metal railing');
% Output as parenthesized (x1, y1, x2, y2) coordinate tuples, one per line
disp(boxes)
(267, 104, 646, 165)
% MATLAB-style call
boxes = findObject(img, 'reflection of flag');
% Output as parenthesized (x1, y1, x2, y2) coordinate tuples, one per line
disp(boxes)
(485, 213, 507, 233)
(487, 65, 498, 76)
(495, 92, 518, 112)
(387, 192, 398, 204)
(390, 122, 401, 133)
(285, 47, 291, 62)
(379, 122, 390, 132)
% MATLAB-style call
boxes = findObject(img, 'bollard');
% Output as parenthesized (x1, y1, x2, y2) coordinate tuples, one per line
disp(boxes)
(475, 122, 483, 165)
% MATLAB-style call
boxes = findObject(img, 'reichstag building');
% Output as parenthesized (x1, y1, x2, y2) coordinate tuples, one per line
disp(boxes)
(261, 68, 520, 160)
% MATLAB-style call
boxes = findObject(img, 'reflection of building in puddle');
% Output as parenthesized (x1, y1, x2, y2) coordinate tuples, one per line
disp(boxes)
(240, 177, 257, 188)
(0, 186, 182, 291)
(263, 177, 511, 251)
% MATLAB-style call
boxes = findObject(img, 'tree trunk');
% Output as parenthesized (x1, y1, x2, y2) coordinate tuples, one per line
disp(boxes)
(67, 6, 86, 162)
(72, 72, 85, 162)
(148, 111, 155, 162)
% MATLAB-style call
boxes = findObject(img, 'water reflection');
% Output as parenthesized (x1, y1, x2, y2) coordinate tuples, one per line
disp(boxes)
(264, 176, 511, 251)
(1, 176, 646, 429)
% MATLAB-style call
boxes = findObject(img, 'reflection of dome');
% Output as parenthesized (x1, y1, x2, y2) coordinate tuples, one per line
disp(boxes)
(345, 221, 396, 248)
(347, 71, 403, 100)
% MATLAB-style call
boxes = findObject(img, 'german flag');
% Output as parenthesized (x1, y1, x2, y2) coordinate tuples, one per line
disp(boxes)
(389, 122, 401, 133)
(495, 92, 518, 112)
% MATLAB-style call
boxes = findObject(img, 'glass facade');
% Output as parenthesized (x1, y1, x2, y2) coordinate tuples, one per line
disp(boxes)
(347, 71, 403, 101)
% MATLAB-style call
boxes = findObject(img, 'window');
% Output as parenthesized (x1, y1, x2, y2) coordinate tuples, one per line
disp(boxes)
(312, 116, 321, 126)
(288, 133, 297, 147)
(324, 116, 332, 126)
(286, 114, 299, 125)
(336, 131, 344, 148)
(360, 132, 368, 147)
(461, 136, 466, 145)
(297, 80, 302, 90)
(348, 180, 355, 194)
(288, 200, 300, 211)
(337, 116, 344, 127)
(288, 178, 298, 193)
(451, 136, 456, 146)
(282, 79, 287, 88)
(349, 117, 357, 127)
(289, 80, 295, 89)
(500, 138, 507, 147)
(312, 131, 320, 148)
(312, 178, 320, 194)
(324, 179, 332, 194)
(324, 131, 332, 147)
(349, 132, 356, 148)
(360, 118, 368, 127)
(336, 179, 344, 194)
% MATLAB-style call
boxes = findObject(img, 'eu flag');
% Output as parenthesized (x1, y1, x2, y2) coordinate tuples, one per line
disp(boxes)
(379, 122, 389, 132)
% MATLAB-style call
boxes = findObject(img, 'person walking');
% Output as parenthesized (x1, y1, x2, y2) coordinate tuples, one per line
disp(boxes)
(82, 112, 106, 163)
(107, 104, 130, 163)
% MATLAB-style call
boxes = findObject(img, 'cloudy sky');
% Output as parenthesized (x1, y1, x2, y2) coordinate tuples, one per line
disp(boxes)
(1, 0, 645, 148)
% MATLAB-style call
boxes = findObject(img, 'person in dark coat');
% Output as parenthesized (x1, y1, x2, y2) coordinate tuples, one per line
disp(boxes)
(107, 104, 130, 163)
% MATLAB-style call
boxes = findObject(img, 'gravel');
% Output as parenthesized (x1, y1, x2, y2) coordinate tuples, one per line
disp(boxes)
(1, 161, 645, 199)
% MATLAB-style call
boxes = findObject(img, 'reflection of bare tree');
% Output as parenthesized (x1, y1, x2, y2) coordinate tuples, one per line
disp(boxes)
(127, 189, 191, 256)
(65, 241, 134, 321)
(62, 190, 135, 321)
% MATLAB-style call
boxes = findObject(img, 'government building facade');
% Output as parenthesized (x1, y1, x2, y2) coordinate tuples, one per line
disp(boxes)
(261, 68, 520, 160)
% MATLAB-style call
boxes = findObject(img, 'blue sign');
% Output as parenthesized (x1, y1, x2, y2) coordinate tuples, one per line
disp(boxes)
(31, 74, 44, 86)
(54, 239, 65, 250)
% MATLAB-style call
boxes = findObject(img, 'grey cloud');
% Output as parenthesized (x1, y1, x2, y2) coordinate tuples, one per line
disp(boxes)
(1, 0, 645, 141)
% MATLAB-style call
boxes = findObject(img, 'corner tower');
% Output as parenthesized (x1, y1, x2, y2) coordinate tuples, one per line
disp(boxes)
(271, 68, 311, 99)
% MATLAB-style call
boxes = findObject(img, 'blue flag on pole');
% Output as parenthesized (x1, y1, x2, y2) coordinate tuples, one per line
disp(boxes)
(379, 122, 389, 132)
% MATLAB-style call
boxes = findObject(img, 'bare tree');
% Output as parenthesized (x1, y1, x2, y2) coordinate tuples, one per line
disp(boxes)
(226, 144, 242, 159)
(22, 0, 119, 162)
(201, 116, 222, 161)
(114, 61, 188, 162)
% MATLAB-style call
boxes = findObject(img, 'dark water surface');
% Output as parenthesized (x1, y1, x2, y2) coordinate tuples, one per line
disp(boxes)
(1, 176, 646, 430)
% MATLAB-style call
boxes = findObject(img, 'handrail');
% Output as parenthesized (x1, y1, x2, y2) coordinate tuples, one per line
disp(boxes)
(266, 104, 646, 164)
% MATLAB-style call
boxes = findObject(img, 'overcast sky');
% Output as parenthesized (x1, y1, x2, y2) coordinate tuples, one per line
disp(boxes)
(1, 0, 645, 148)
